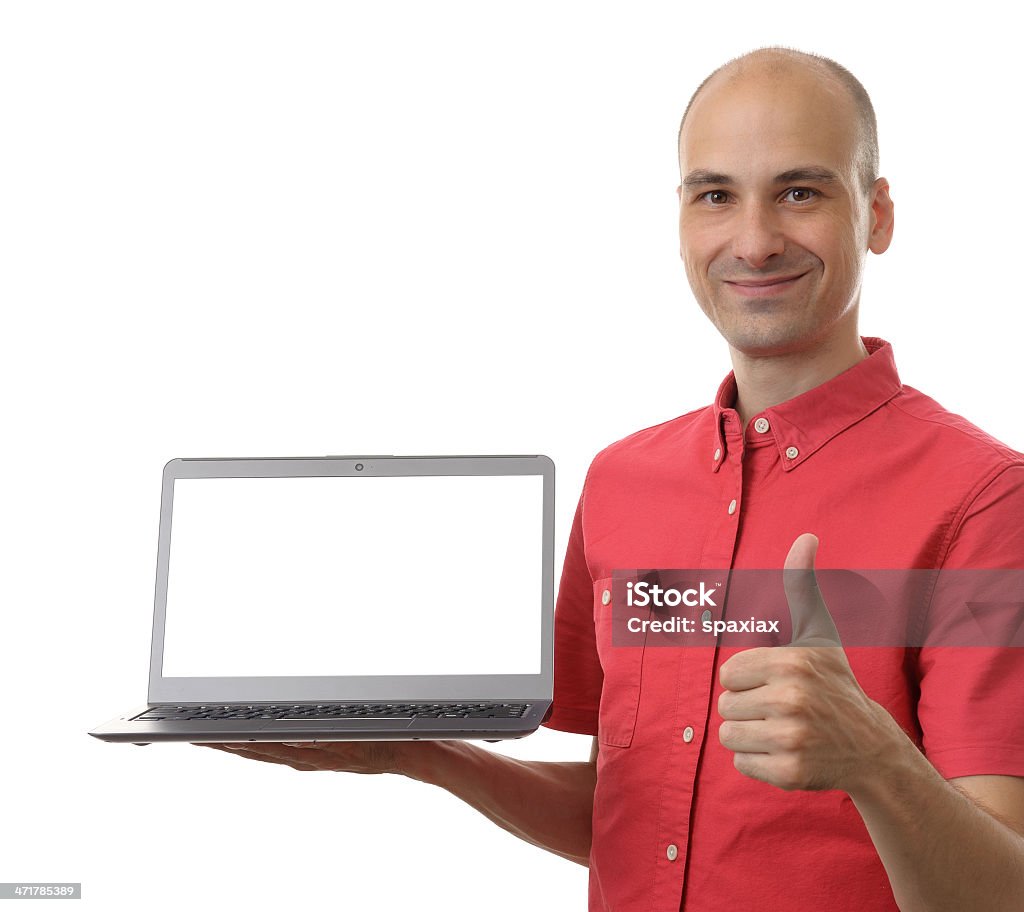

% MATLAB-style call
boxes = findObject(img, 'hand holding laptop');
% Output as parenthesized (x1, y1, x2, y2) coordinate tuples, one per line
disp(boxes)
(197, 739, 409, 774)
(91, 455, 593, 873)
(194, 733, 600, 872)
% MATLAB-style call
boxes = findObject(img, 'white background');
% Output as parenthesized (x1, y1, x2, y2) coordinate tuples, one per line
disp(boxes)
(1, 2, 1021, 910)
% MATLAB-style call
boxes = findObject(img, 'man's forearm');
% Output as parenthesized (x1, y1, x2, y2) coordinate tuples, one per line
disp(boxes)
(395, 740, 596, 866)
(849, 727, 1024, 912)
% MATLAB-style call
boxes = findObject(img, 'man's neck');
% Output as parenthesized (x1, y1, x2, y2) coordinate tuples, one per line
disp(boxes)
(730, 332, 870, 428)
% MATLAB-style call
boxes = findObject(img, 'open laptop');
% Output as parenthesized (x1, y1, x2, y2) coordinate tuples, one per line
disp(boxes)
(89, 454, 554, 744)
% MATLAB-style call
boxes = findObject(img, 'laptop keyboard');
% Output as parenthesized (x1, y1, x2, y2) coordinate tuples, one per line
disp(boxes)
(133, 703, 530, 722)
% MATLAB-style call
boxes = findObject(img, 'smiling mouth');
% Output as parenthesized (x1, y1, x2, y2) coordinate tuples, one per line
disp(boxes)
(724, 272, 810, 297)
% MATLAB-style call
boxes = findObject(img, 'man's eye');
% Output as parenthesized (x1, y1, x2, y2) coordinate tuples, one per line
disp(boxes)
(701, 190, 730, 205)
(784, 188, 817, 203)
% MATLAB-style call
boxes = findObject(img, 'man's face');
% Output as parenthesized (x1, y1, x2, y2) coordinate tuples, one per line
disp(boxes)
(677, 68, 891, 358)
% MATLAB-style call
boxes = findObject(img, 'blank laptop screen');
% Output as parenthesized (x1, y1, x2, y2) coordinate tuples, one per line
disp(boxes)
(160, 474, 544, 678)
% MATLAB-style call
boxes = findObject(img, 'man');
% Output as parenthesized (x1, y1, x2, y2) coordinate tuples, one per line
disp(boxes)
(203, 47, 1024, 910)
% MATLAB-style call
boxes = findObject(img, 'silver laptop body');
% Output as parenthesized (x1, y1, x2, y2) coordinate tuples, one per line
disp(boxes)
(89, 454, 554, 744)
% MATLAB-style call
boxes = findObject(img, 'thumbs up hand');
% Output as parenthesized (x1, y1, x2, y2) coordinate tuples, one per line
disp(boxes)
(717, 533, 901, 793)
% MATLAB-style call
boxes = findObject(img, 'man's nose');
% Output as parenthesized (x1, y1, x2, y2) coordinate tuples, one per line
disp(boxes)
(730, 201, 785, 267)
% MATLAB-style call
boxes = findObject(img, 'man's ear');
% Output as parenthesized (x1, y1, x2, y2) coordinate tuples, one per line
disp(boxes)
(868, 178, 894, 255)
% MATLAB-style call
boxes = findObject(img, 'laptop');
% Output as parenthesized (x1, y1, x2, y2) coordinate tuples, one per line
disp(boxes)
(89, 454, 554, 744)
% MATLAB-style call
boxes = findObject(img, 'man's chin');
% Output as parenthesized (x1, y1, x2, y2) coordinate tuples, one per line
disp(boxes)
(715, 322, 820, 360)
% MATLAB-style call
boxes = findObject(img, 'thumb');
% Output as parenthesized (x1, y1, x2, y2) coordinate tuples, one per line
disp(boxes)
(784, 533, 842, 647)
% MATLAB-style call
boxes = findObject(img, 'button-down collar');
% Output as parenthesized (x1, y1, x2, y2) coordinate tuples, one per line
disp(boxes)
(711, 336, 903, 472)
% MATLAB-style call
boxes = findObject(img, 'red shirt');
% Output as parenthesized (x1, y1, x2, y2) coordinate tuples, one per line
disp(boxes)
(543, 337, 1024, 911)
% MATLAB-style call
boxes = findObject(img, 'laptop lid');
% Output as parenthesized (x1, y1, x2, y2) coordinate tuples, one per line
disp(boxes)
(148, 455, 554, 705)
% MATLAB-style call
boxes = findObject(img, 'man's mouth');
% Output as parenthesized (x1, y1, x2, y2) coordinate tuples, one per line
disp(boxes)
(723, 271, 810, 297)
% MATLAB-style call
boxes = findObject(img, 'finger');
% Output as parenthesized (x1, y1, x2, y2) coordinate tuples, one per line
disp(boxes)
(198, 743, 324, 770)
(718, 719, 779, 754)
(719, 647, 776, 691)
(197, 742, 273, 753)
(204, 745, 322, 771)
(224, 741, 325, 760)
(718, 686, 770, 721)
(731, 752, 779, 786)
(784, 533, 842, 647)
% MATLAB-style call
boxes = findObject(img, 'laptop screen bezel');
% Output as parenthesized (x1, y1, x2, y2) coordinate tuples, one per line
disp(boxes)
(147, 455, 555, 704)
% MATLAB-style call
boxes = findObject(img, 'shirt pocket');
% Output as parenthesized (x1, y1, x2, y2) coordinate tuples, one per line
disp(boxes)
(593, 575, 645, 748)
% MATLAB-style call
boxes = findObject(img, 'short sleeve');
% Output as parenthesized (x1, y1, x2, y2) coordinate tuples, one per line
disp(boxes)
(542, 485, 602, 736)
(918, 464, 1024, 779)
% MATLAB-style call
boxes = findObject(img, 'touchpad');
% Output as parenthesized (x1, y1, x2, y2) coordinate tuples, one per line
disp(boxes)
(265, 720, 413, 732)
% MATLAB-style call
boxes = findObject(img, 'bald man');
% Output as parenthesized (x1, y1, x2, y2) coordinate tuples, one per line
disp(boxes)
(203, 48, 1024, 911)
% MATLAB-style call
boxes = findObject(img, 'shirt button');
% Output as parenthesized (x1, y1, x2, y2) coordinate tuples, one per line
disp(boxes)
(713, 447, 722, 461)
(666, 844, 679, 861)
(728, 498, 737, 515)
(601, 589, 611, 606)
(682, 726, 695, 743)
(701, 609, 712, 624)
(785, 446, 799, 459)
(754, 417, 770, 433)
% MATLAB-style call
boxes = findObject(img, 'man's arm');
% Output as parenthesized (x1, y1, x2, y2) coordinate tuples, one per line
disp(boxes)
(718, 534, 1024, 910)
(201, 737, 598, 866)
(719, 640, 1024, 912)
(848, 759, 1024, 912)
(397, 736, 598, 866)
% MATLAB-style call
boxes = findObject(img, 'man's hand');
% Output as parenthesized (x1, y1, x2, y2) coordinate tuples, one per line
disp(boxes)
(195, 738, 599, 866)
(717, 532, 902, 793)
(196, 740, 413, 776)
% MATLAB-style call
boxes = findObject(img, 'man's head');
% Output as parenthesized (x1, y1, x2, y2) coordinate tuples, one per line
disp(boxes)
(676, 47, 894, 360)
(678, 49, 880, 196)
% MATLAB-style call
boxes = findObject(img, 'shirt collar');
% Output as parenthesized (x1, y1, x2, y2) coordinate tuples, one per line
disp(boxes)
(711, 336, 903, 472)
